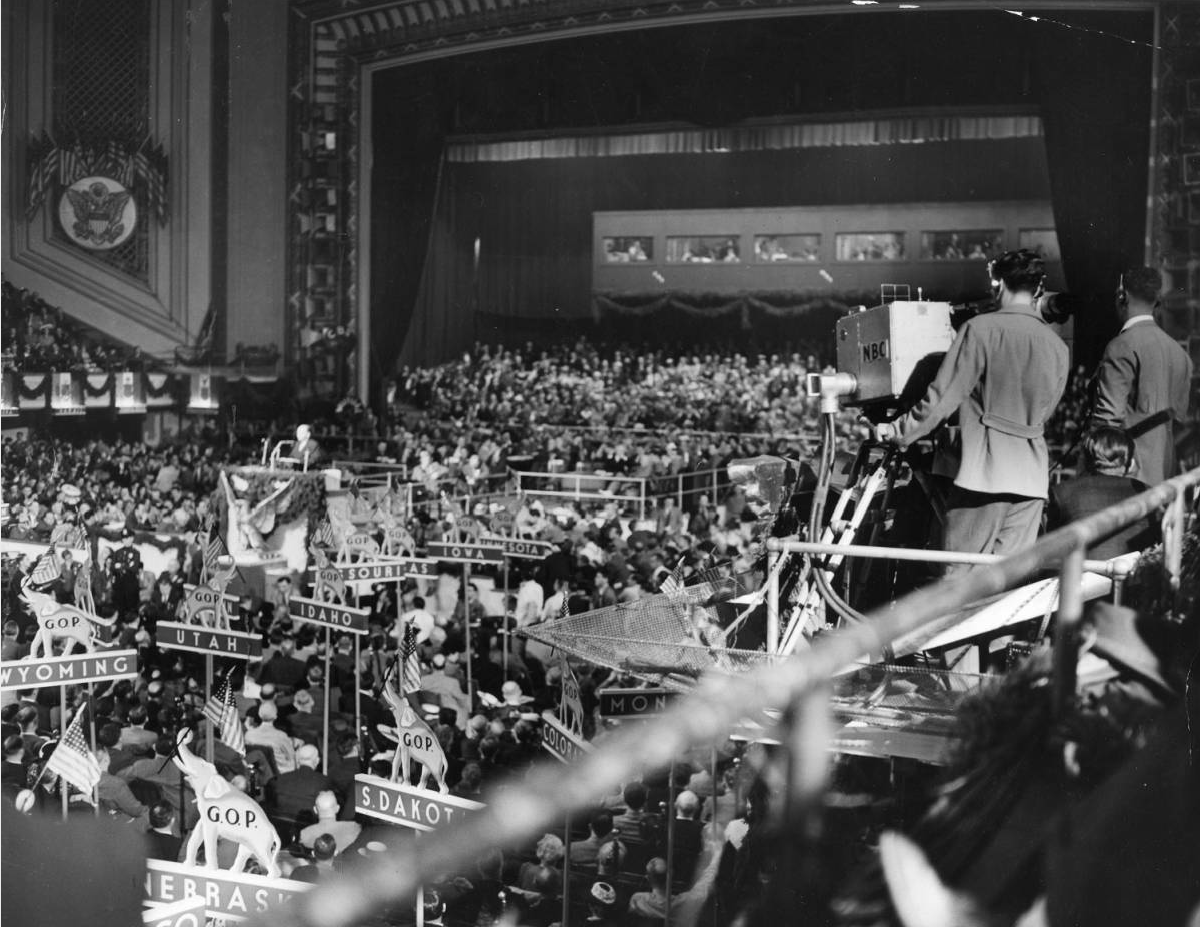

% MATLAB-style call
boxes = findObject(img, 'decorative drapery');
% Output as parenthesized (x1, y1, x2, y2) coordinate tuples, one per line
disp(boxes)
(448, 114, 1044, 163)
(592, 290, 878, 329)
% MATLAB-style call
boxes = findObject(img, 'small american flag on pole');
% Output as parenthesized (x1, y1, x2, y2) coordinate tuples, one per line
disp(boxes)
(203, 673, 245, 756)
(200, 527, 225, 583)
(659, 557, 687, 599)
(46, 703, 101, 797)
(399, 623, 422, 696)
(27, 543, 60, 587)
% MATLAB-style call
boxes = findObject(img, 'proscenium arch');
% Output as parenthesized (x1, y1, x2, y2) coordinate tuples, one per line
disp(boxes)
(306, 0, 1158, 397)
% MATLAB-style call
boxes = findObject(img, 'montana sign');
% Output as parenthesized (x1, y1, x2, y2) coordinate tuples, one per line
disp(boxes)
(144, 859, 310, 922)
(426, 542, 505, 564)
(355, 773, 484, 832)
(156, 622, 263, 660)
(0, 649, 140, 691)
(599, 687, 677, 718)
(289, 596, 370, 634)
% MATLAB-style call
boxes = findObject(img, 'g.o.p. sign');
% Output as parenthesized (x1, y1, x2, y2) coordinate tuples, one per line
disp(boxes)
(144, 860, 310, 922)
(355, 773, 484, 832)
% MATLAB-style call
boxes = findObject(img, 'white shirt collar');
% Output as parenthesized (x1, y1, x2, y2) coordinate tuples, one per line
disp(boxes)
(1120, 313, 1155, 332)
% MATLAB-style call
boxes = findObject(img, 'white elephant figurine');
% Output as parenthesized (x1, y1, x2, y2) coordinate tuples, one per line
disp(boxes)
(173, 729, 281, 878)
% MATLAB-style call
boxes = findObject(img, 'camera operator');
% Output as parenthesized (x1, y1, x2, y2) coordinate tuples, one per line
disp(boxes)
(872, 249, 1069, 577)
(1087, 266, 1192, 486)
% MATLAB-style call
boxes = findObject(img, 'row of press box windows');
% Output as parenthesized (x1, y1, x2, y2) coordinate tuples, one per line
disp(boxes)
(601, 229, 1061, 265)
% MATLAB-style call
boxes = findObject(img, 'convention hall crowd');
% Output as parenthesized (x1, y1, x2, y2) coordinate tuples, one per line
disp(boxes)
(1, 258, 1197, 927)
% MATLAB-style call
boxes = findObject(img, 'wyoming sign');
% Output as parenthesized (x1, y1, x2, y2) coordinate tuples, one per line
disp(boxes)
(0, 649, 140, 691)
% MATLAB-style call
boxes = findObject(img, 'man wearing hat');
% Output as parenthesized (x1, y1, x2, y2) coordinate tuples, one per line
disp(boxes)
(110, 528, 143, 616)
(289, 689, 323, 747)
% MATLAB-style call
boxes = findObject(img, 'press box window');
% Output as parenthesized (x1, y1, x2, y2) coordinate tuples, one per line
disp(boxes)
(835, 233, 905, 262)
(665, 236, 741, 264)
(602, 237, 653, 263)
(920, 230, 1003, 261)
(754, 234, 820, 263)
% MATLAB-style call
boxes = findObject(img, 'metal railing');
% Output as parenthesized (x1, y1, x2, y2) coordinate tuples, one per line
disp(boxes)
(512, 465, 734, 519)
(255, 467, 1198, 927)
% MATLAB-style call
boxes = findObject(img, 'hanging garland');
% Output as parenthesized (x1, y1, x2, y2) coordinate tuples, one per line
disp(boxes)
(223, 466, 329, 548)
(15, 375, 48, 400)
(82, 374, 114, 398)
(592, 288, 882, 321)
(142, 373, 177, 400)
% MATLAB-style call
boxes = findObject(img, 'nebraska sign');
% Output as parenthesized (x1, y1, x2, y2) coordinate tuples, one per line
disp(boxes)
(144, 860, 310, 922)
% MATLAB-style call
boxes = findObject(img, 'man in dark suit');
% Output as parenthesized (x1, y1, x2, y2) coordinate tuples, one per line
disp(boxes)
(1089, 266, 1193, 486)
(144, 801, 182, 861)
(1048, 428, 1157, 559)
(875, 250, 1070, 574)
(266, 743, 334, 827)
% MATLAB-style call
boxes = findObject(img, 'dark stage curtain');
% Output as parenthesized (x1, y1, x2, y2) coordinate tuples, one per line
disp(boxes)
(1030, 12, 1154, 363)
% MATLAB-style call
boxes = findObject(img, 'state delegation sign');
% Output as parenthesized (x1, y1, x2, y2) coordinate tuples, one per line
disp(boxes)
(355, 773, 484, 832)
(0, 649, 140, 691)
(142, 896, 208, 927)
(156, 622, 263, 660)
(425, 542, 505, 564)
(540, 712, 593, 764)
(498, 538, 554, 559)
(144, 859, 311, 922)
(289, 595, 370, 634)
(598, 687, 677, 718)
(337, 559, 438, 582)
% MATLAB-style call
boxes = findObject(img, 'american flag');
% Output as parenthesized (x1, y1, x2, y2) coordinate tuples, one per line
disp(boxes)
(46, 703, 101, 797)
(200, 526, 225, 582)
(659, 557, 687, 598)
(203, 673, 245, 756)
(28, 543, 60, 587)
(313, 518, 337, 550)
(399, 623, 422, 695)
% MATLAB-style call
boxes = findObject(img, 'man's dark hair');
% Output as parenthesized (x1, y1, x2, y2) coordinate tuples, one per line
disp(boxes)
(313, 833, 337, 861)
(97, 722, 122, 749)
(623, 781, 648, 811)
(3, 734, 23, 757)
(16, 707, 38, 730)
(1083, 427, 1135, 474)
(154, 733, 176, 757)
(413, 596, 425, 609)
(149, 801, 175, 829)
(1121, 266, 1162, 306)
(991, 249, 1045, 295)
(128, 705, 148, 726)
(590, 809, 614, 838)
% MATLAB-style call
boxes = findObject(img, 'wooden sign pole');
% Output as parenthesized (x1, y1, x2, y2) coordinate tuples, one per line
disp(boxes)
(463, 563, 473, 702)
(323, 627, 332, 775)
(59, 683, 68, 822)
